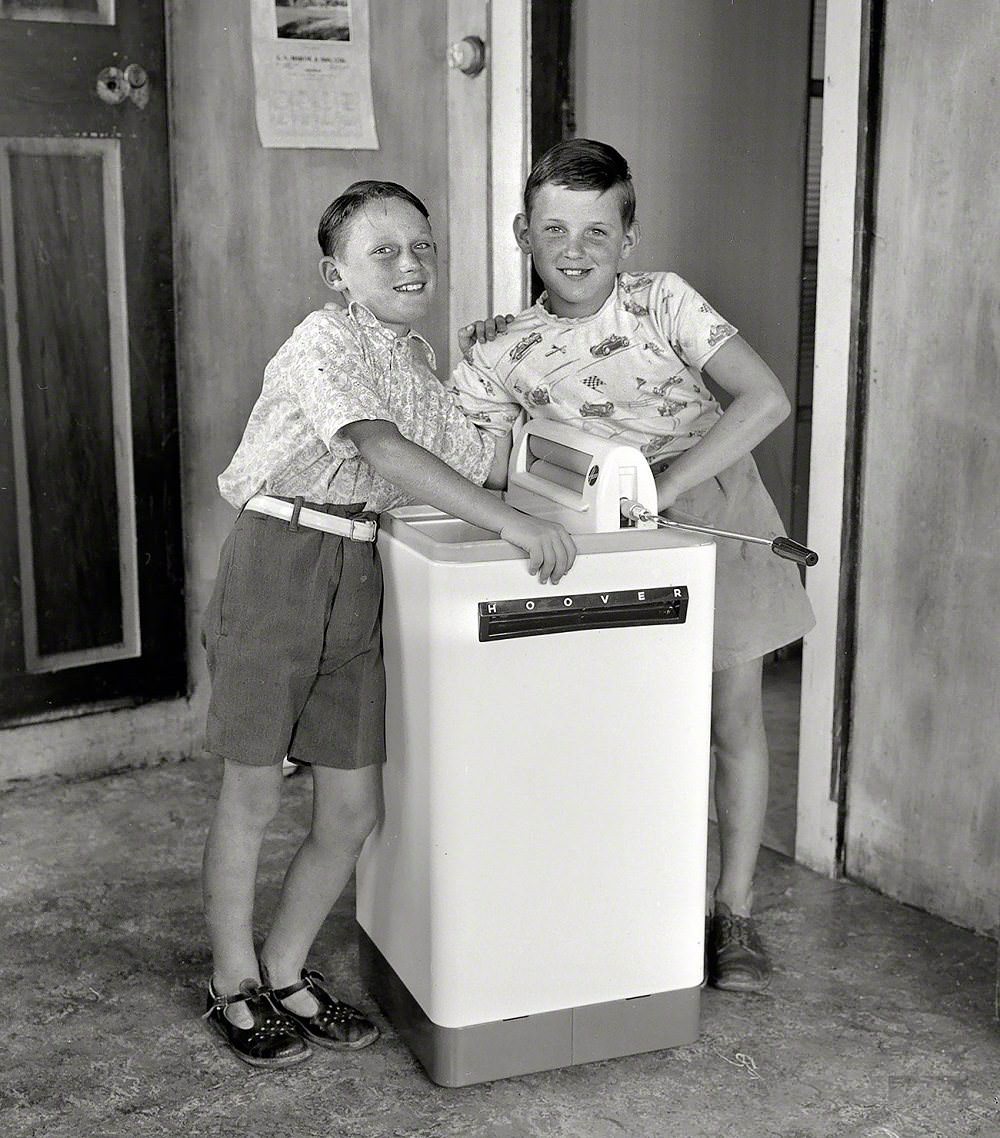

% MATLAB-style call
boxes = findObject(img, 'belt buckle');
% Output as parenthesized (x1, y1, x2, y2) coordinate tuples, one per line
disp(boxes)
(349, 516, 377, 542)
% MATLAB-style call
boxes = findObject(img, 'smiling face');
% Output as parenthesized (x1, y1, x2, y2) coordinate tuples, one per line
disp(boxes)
(319, 196, 437, 334)
(514, 182, 639, 319)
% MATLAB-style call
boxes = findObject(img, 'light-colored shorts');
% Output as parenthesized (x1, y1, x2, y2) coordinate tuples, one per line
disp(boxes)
(669, 454, 816, 671)
(202, 502, 385, 768)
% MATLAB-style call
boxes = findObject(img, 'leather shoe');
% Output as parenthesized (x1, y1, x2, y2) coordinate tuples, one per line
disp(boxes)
(204, 978, 311, 1067)
(262, 966, 379, 1050)
(706, 903, 772, 992)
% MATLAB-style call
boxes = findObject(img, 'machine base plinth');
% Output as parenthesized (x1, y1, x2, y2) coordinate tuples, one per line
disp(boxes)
(358, 926, 701, 1087)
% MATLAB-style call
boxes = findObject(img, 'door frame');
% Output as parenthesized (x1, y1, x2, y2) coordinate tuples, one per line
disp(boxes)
(446, 0, 529, 369)
(488, 0, 530, 315)
(795, 0, 873, 876)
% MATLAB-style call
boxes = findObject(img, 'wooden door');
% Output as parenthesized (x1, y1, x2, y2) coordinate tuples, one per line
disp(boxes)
(0, 0, 184, 723)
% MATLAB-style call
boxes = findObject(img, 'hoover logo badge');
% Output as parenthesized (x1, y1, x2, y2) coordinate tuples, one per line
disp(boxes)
(477, 588, 689, 641)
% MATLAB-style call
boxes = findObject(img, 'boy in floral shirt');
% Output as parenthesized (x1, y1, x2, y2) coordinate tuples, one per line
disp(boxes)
(201, 180, 575, 1068)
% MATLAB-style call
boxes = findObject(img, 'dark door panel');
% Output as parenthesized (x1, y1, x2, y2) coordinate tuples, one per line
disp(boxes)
(0, 0, 185, 724)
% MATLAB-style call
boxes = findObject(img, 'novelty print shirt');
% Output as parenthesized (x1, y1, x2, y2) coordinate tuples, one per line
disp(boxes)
(450, 272, 738, 465)
(219, 301, 495, 511)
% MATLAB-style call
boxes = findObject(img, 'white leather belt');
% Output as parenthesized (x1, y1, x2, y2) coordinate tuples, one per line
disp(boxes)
(245, 495, 377, 542)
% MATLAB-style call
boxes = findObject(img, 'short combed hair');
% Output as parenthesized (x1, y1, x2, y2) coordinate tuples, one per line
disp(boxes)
(317, 180, 430, 256)
(523, 139, 636, 228)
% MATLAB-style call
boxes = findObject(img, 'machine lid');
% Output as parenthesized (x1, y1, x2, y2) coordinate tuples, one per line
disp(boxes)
(379, 506, 713, 564)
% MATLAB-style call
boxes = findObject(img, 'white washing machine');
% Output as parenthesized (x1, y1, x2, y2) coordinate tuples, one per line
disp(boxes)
(356, 484, 716, 1085)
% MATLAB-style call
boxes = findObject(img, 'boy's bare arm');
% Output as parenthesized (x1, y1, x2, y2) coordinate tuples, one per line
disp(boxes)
(655, 335, 791, 512)
(484, 430, 513, 490)
(340, 419, 575, 584)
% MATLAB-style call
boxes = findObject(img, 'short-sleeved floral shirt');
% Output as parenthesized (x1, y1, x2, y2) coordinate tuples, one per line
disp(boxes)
(219, 301, 495, 511)
(449, 272, 738, 464)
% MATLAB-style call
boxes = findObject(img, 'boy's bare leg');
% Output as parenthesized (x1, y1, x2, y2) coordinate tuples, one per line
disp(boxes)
(202, 759, 284, 1026)
(259, 763, 380, 1016)
(711, 655, 768, 916)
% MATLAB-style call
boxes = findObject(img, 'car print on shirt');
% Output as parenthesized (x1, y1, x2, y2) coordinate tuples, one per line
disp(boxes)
(641, 436, 675, 457)
(527, 386, 551, 407)
(658, 400, 686, 418)
(651, 376, 683, 396)
(590, 334, 630, 358)
(620, 275, 653, 294)
(707, 323, 736, 347)
(580, 400, 615, 418)
(623, 300, 649, 317)
(509, 331, 543, 362)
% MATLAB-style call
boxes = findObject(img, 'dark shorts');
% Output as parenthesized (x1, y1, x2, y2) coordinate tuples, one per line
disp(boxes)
(202, 503, 385, 768)
(670, 454, 816, 671)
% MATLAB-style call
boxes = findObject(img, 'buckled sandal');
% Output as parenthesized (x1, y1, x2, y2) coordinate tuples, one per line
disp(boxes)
(262, 966, 380, 1050)
(203, 978, 312, 1068)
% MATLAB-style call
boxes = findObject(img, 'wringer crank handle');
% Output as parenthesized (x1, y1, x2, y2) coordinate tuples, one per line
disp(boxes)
(619, 499, 819, 567)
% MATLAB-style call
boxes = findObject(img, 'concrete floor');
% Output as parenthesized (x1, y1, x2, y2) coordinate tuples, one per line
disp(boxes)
(2, 755, 997, 1138)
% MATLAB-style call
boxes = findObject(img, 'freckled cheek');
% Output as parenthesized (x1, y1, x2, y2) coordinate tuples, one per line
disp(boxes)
(535, 244, 563, 268)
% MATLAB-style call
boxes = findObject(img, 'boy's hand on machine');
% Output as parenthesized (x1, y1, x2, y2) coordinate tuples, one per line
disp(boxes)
(500, 515, 577, 585)
(458, 313, 515, 356)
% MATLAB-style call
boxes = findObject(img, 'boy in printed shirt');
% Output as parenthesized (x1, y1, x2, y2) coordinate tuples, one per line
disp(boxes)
(452, 140, 815, 992)
(201, 180, 575, 1068)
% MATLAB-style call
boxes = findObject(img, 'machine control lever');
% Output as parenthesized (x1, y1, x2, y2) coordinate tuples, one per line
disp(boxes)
(620, 499, 819, 566)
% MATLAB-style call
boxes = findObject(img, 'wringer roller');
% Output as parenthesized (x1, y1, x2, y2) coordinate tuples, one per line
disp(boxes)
(506, 419, 818, 564)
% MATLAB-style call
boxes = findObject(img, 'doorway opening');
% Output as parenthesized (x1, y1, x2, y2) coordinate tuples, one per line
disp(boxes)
(534, 0, 826, 856)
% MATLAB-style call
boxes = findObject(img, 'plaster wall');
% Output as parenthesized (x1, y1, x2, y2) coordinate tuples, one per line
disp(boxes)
(845, 0, 1000, 935)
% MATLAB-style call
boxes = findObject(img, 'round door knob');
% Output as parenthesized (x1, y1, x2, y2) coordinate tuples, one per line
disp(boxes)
(96, 62, 149, 108)
(447, 35, 486, 77)
(124, 63, 148, 89)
